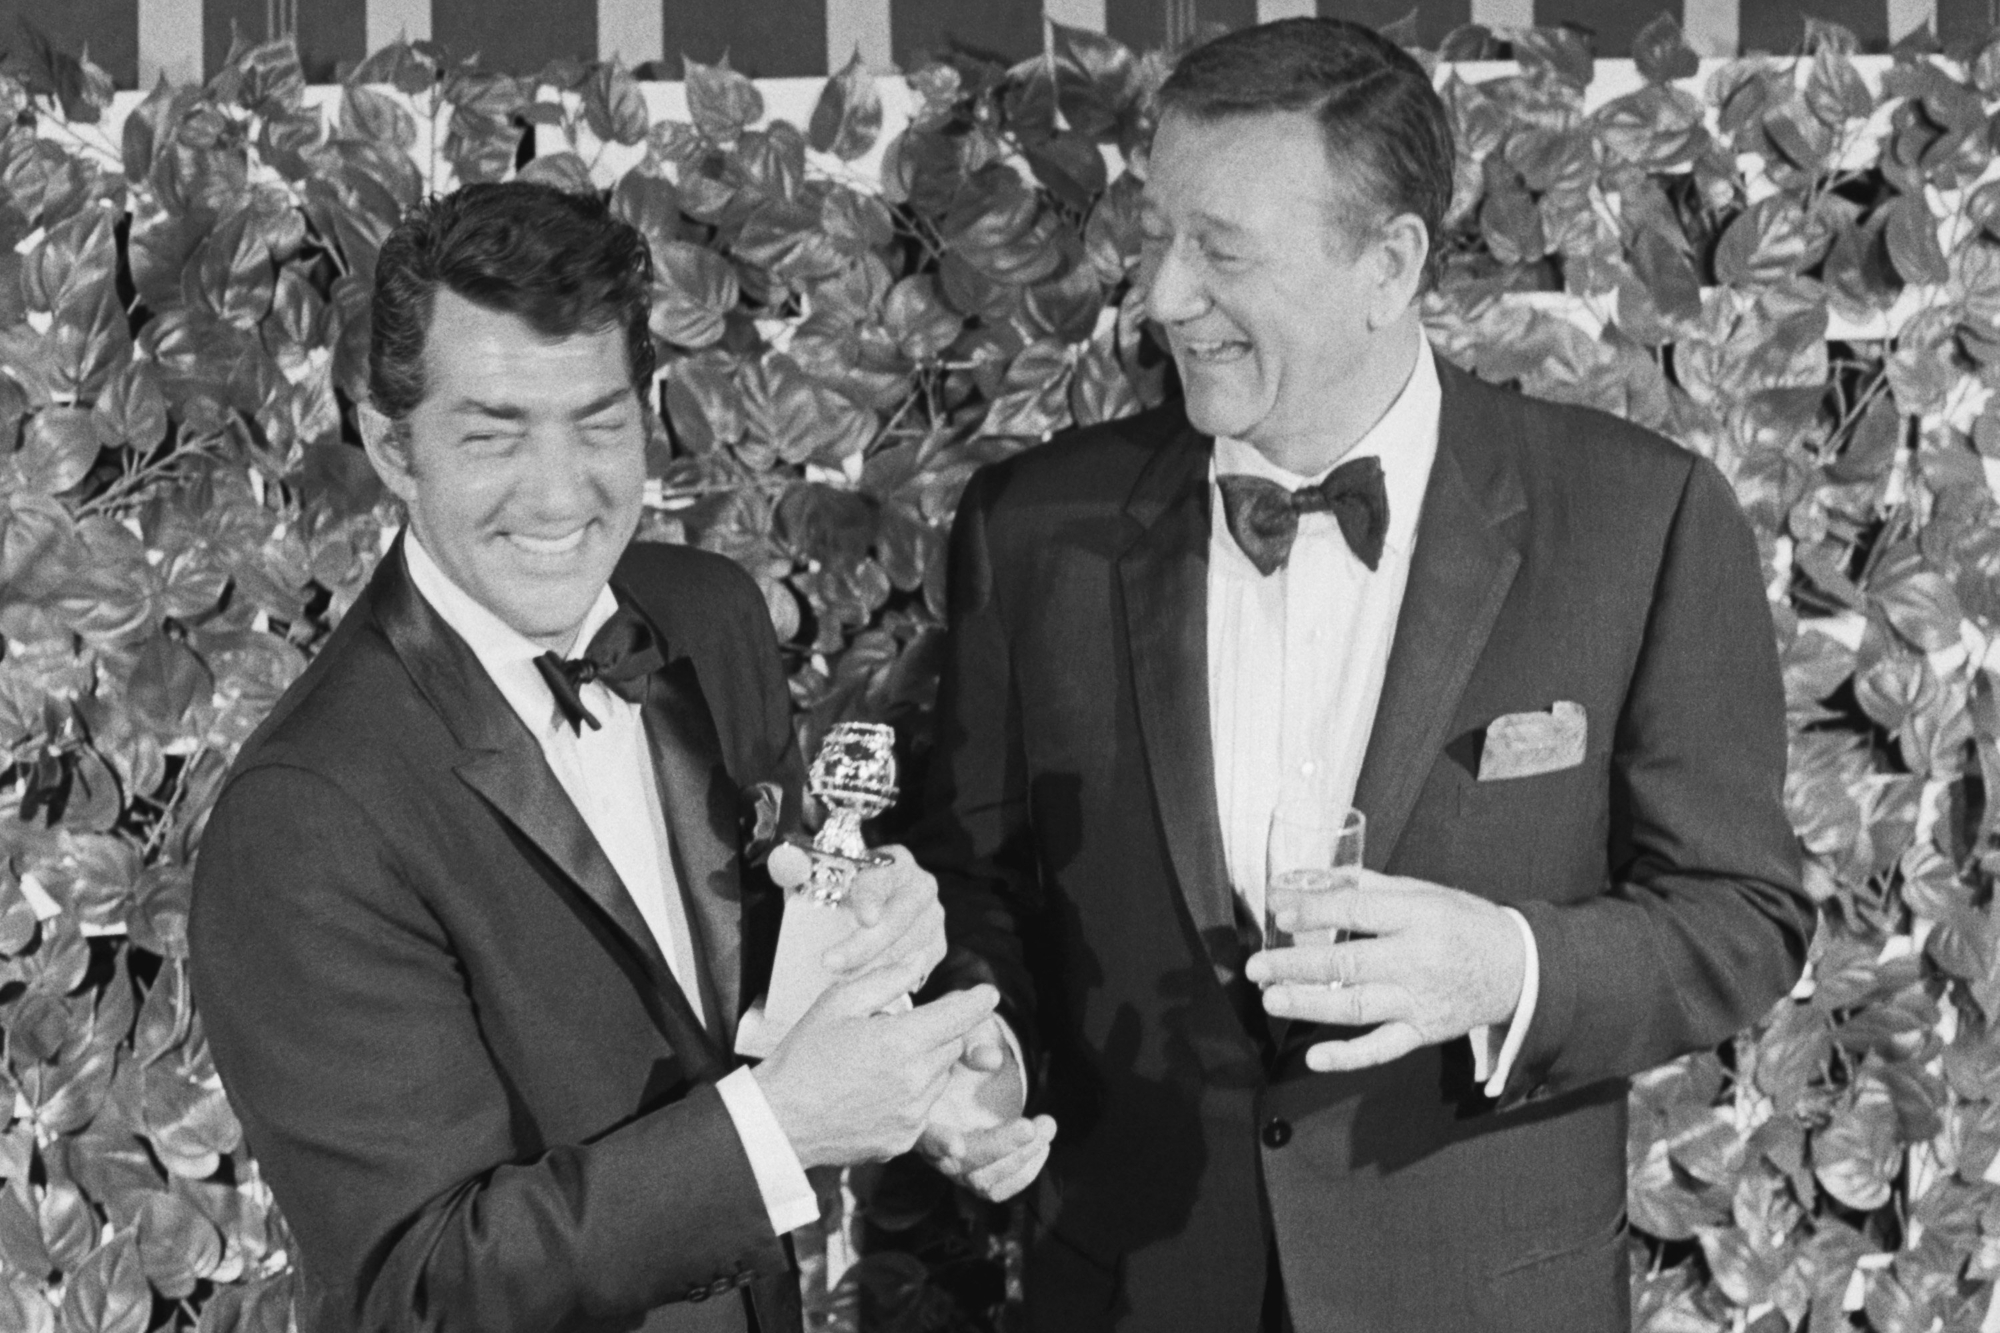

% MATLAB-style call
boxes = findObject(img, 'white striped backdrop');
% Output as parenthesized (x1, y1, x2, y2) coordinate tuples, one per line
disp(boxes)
(124, 0, 1960, 92)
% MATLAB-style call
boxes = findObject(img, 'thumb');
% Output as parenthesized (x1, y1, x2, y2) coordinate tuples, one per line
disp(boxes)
(898, 985, 1000, 1050)
(961, 1018, 1007, 1072)
(844, 845, 915, 927)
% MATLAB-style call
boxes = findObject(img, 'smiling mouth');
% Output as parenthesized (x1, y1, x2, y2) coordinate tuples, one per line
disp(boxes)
(506, 528, 588, 556)
(1179, 338, 1251, 364)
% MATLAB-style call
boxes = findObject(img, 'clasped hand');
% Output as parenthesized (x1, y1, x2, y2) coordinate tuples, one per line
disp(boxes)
(1244, 870, 1526, 1074)
(917, 1017, 1055, 1203)
(755, 847, 1053, 1196)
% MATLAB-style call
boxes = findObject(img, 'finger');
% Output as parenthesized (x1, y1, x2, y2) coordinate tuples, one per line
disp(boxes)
(971, 1121, 1055, 1200)
(818, 953, 933, 1019)
(1268, 885, 1420, 939)
(969, 1138, 1048, 1196)
(1246, 940, 1392, 988)
(824, 899, 944, 976)
(917, 1123, 966, 1168)
(962, 1117, 1041, 1160)
(979, 1149, 1050, 1202)
(842, 868, 891, 928)
(1304, 1021, 1424, 1072)
(895, 985, 1000, 1049)
(767, 842, 812, 892)
(961, 1117, 1050, 1174)
(843, 846, 926, 929)
(905, 1055, 959, 1115)
(1260, 981, 1404, 1026)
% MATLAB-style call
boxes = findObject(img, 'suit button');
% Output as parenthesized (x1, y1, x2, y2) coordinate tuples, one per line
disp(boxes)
(1262, 1118, 1292, 1148)
(708, 1278, 733, 1299)
(687, 1285, 708, 1303)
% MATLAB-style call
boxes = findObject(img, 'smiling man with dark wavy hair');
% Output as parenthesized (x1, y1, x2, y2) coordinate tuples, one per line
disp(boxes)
(913, 19, 1811, 1332)
(189, 181, 1012, 1333)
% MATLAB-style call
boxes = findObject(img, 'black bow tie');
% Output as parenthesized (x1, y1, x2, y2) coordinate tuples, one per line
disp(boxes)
(533, 605, 666, 733)
(1216, 456, 1390, 577)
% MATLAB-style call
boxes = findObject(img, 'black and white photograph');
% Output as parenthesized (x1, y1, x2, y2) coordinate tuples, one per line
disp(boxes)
(0, 1, 1988, 1330)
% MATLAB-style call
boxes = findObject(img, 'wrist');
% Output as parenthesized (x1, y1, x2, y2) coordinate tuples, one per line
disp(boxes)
(750, 1063, 829, 1170)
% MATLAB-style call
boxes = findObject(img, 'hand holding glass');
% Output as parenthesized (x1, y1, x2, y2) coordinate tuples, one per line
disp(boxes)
(1262, 806, 1366, 976)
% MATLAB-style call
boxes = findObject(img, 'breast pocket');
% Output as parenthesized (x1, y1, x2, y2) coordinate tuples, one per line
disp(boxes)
(1453, 754, 1607, 904)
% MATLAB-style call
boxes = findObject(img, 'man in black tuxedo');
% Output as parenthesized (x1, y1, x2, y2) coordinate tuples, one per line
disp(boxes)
(189, 183, 1012, 1333)
(913, 20, 1813, 1332)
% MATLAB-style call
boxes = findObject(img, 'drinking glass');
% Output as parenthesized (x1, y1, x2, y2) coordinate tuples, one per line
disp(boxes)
(1263, 805, 1366, 970)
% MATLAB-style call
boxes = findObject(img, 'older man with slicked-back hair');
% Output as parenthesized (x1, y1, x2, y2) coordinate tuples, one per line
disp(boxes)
(912, 19, 1811, 1332)
(189, 182, 1022, 1333)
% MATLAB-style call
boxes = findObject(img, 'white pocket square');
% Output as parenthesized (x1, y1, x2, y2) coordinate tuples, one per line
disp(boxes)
(1478, 701, 1587, 781)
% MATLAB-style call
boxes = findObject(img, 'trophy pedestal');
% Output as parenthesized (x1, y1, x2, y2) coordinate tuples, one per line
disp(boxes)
(733, 842, 910, 1059)
(735, 722, 906, 1059)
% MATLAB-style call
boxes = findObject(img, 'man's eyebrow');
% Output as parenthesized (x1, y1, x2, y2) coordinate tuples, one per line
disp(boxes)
(1189, 211, 1251, 240)
(443, 388, 633, 422)
(1140, 204, 1252, 241)
(446, 399, 527, 421)
(572, 388, 634, 420)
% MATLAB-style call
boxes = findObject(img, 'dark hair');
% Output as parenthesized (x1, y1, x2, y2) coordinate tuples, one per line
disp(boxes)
(367, 181, 656, 421)
(1158, 19, 1453, 283)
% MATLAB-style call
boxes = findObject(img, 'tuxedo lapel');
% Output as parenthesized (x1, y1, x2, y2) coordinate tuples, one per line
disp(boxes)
(370, 540, 725, 1078)
(1351, 363, 1527, 870)
(635, 648, 745, 1052)
(1116, 424, 1244, 978)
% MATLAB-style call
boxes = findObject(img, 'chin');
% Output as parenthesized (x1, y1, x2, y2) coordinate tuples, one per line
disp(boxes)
(1177, 369, 1266, 438)
(1183, 394, 1259, 444)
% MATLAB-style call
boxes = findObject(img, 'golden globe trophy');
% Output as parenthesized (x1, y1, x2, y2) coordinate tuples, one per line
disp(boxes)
(792, 721, 899, 906)
(734, 722, 905, 1058)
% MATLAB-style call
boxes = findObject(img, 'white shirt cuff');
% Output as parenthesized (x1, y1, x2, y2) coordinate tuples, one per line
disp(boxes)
(995, 1016, 1028, 1111)
(1468, 907, 1540, 1098)
(715, 1067, 820, 1235)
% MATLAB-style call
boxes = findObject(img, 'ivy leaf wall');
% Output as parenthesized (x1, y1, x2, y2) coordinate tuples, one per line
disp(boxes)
(2, 13, 1998, 1332)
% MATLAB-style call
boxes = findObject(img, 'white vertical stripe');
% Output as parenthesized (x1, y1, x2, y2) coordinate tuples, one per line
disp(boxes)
(138, 0, 204, 87)
(1888, 0, 1938, 43)
(598, 0, 663, 63)
(826, 0, 895, 72)
(1467, 0, 1536, 30)
(1679, 0, 1739, 56)
(367, 0, 432, 52)
(1042, 0, 1108, 34)
(1255, 0, 1317, 20)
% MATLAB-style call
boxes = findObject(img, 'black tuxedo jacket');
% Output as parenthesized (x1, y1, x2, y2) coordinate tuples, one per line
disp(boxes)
(190, 538, 805, 1333)
(915, 361, 1812, 1332)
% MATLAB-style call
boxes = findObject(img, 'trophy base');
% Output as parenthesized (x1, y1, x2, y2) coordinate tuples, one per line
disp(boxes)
(734, 841, 909, 1059)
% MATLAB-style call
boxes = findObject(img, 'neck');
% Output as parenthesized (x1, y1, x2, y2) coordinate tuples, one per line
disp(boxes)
(1246, 315, 1422, 477)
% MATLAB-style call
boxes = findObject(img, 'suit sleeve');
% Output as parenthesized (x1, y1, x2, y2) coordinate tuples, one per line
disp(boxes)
(907, 467, 1044, 1090)
(190, 765, 787, 1333)
(1505, 456, 1812, 1102)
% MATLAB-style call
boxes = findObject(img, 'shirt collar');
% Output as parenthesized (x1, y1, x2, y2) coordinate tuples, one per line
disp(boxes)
(1211, 333, 1440, 560)
(402, 528, 622, 730)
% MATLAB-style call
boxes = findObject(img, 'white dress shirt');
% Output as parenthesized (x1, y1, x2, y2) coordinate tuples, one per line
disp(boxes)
(1206, 336, 1538, 1096)
(403, 533, 820, 1235)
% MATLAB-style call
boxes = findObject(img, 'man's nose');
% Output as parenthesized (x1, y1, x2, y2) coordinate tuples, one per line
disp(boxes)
(1142, 241, 1210, 326)
(518, 425, 597, 514)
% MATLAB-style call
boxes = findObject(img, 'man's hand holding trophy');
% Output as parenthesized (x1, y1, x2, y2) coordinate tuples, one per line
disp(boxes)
(740, 722, 1054, 1198)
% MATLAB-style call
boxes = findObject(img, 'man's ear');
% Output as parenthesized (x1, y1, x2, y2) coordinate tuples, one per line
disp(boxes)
(357, 403, 418, 506)
(1368, 213, 1430, 331)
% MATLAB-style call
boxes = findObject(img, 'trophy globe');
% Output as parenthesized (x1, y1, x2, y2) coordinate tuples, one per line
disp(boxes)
(794, 721, 899, 904)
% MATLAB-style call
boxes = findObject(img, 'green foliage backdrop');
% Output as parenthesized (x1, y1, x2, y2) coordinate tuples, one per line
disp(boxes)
(1, 12, 1997, 1331)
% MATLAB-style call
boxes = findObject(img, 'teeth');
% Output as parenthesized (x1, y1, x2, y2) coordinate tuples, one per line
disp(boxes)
(1183, 340, 1249, 361)
(509, 529, 586, 555)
